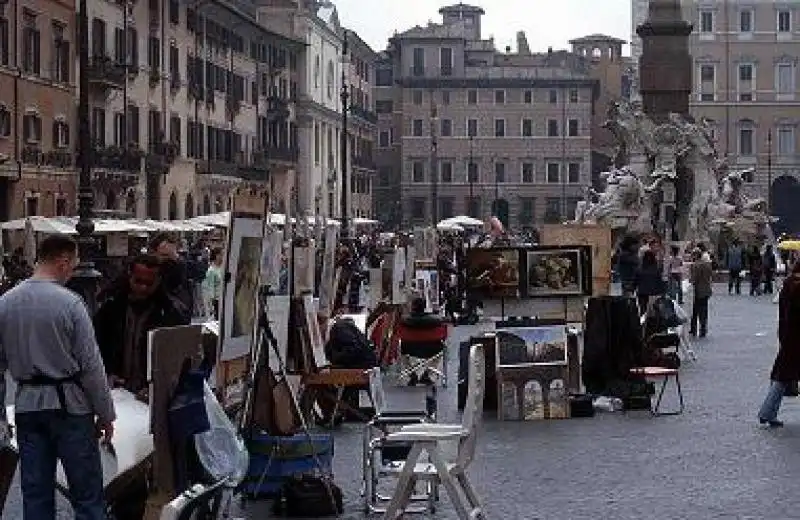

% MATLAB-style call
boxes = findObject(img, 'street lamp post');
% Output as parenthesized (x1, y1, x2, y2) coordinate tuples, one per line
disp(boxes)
(72, 0, 100, 312)
(468, 134, 474, 216)
(340, 30, 350, 240)
(767, 129, 773, 216)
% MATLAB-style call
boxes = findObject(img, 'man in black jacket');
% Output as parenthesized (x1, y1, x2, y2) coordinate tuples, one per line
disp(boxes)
(94, 255, 191, 395)
(150, 232, 194, 314)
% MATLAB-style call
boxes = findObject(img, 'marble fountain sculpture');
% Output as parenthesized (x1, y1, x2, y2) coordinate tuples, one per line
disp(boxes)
(574, 100, 771, 244)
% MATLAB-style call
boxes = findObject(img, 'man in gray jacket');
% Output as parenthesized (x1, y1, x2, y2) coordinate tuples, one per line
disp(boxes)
(0, 234, 115, 520)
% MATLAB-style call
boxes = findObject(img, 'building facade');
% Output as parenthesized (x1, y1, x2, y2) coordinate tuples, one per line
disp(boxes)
(379, 3, 597, 228)
(373, 51, 403, 227)
(84, 0, 302, 219)
(345, 29, 377, 219)
(0, 0, 78, 220)
(682, 0, 800, 232)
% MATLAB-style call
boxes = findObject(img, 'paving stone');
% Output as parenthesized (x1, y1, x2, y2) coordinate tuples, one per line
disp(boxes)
(4, 287, 792, 519)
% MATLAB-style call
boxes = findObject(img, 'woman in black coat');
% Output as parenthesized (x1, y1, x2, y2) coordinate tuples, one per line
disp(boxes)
(757, 262, 800, 427)
(635, 250, 666, 316)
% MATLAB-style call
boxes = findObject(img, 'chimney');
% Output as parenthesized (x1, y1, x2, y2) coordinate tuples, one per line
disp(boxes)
(516, 31, 531, 55)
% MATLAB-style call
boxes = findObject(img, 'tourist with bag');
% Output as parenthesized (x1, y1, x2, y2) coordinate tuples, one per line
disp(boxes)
(757, 262, 800, 427)
(688, 249, 713, 337)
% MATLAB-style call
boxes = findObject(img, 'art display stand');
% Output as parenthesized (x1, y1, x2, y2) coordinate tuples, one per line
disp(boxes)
(540, 224, 612, 296)
(144, 325, 205, 520)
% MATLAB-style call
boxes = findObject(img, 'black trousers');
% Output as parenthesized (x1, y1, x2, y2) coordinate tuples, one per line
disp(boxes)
(728, 269, 741, 294)
(690, 295, 710, 336)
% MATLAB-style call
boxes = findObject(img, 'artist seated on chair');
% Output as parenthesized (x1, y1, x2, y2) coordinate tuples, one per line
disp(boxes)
(94, 255, 192, 397)
(397, 298, 448, 384)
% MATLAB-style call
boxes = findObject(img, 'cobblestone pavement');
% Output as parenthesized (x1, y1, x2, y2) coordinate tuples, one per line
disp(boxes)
(4, 287, 793, 519)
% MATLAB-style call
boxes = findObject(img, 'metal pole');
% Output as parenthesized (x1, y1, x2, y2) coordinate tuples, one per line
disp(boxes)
(340, 30, 349, 239)
(71, 0, 100, 312)
(468, 134, 474, 216)
(429, 92, 438, 225)
(767, 129, 773, 215)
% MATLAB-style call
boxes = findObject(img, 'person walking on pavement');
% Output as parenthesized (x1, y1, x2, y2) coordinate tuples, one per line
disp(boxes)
(758, 261, 800, 428)
(748, 245, 763, 296)
(635, 250, 666, 316)
(727, 239, 745, 295)
(665, 245, 684, 304)
(0, 234, 116, 519)
(689, 248, 713, 337)
(763, 244, 777, 295)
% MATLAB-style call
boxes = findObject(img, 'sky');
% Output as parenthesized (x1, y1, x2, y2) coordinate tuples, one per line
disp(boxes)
(335, 0, 633, 55)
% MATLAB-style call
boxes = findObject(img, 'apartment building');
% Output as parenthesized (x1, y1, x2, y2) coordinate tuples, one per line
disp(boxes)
(686, 0, 800, 232)
(85, 0, 302, 219)
(345, 29, 377, 219)
(373, 51, 402, 226)
(379, 3, 597, 228)
(0, 0, 77, 220)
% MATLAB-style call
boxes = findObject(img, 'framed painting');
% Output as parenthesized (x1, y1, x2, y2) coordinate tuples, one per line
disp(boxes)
(495, 325, 568, 368)
(465, 248, 520, 299)
(525, 247, 586, 297)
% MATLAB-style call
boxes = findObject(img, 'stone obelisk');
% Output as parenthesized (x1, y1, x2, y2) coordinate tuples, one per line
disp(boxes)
(636, 0, 693, 123)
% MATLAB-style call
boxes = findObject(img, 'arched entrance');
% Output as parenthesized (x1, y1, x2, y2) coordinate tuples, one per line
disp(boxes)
(168, 192, 178, 220)
(184, 193, 194, 219)
(202, 194, 211, 214)
(491, 198, 510, 227)
(772, 175, 800, 235)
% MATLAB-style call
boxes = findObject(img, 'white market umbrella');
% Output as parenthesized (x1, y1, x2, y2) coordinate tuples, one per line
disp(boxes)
(436, 222, 464, 232)
(2, 216, 76, 234)
(352, 217, 378, 226)
(189, 212, 230, 227)
(439, 215, 483, 228)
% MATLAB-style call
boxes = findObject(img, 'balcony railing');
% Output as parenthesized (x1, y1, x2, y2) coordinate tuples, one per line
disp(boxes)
(236, 151, 270, 181)
(439, 66, 453, 77)
(264, 145, 299, 163)
(265, 96, 290, 122)
(353, 154, 376, 170)
(409, 65, 424, 77)
(91, 144, 144, 173)
(350, 105, 378, 124)
(87, 56, 126, 90)
(195, 159, 239, 177)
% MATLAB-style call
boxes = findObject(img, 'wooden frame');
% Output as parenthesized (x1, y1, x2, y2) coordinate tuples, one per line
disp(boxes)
(495, 325, 568, 368)
(525, 248, 585, 297)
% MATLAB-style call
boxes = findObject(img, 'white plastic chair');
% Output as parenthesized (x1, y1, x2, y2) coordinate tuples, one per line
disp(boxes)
(380, 342, 486, 519)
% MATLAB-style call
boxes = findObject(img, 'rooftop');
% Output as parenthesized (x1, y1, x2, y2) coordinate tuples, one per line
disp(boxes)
(569, 33, 628, 45)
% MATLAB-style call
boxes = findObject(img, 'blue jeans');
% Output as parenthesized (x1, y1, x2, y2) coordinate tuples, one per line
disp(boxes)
(16, 411, 105, 520)
(758, 381, 786, 422)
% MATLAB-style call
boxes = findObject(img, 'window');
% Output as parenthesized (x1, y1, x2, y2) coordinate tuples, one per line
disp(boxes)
(23, 113, 42, 143)
(375, 100, 393, 114)
(410, 197, 426, 219)
(521, 119, 533, 137)
(90, 108, 104, 146)
(699, 64, 715, 101)
(148, 36, 161, 73)
(521, 163, 534, 183)
(0, 16, 8, 66)
(0, 107, 10, 137)
(523, 90, 532, 104)
(441, 119, 452, 137)
(494, 119, 505, 137)
(467, 118, 477, 137)
(699, 10, 714, 34)
(52, 120, 69, 148)
(568, 119, 579, 137)
(568, 89, 579, 103)
(546, 162, 560, 183)
(494, 162, 506, 183)
(375, 68, 393, 86)
(494, 90, 505, 104)
(440, 48, 452, 76)
(441, 91, 450, 105)
(467, 90, 477, 104)
(440, 161, 453, 183)
(467, 196, 481, 217)
(776, 63, 794, 98)
(568, 163, 580, 184)
(169, 0, 179, 25)
(52, 23, 70, 83)
(169, 115, 181, 153)
(547, 119, 559, 137)
(412, 90, 423, 105)
(169, 44, 179, 75)
(55, 197, 67, 217)
(412, 48, 424, 76)
(313, 123, 319, 164)
(548, 89, 558, 104)
(379, 131, 390, 147)
(467, 161, 478, 183)
(778, 10, 791, 33)
(412, 161, 424, 183)
(439, 197, 454, 219)
(412, 119, 423, 137)
(25, 196, 39, 217)
(738, 64, 754, 101)
(778, 126, 795, 155)
(22, 11, 41, 75)
(114, 112, 124, 146)
(519, 198, 535, 225)
(326, 61, 334, 99)
(545, 197, 561, 221)
(739, 9, 753, 33)
(115, 27, 138, 68)
(739, 126, 754, 156)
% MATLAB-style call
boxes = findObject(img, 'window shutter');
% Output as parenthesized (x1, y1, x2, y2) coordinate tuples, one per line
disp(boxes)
(52, 121, 59, 148)
(129, 29, 138, 69)
(33, 30, 41, 74)
(61, 41, 70, 83)
(115, 28, 124, 63)
(34, 117, 42, 141)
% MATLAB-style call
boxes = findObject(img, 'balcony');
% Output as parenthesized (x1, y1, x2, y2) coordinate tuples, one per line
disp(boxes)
(264, 145, 299, 163)
(236, 151, 270, 182)
(146, 141, 179, 175)
(87, 57, 126, 90)
(409, 65, 424, 77)
(265, 96, 290, 122)
(21, 145, 43, 165)
(439, 66, 453, 77)
(195, 159, 239, 177)
(225, 96, 242, 117)
(350, 105, 378, 124)
(44, 149, 74, 169)
(353, 154, 376, 170)
(149, 69, 163, 88)
(170, 72, 181, 91)
(91, 144, 144, 173)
